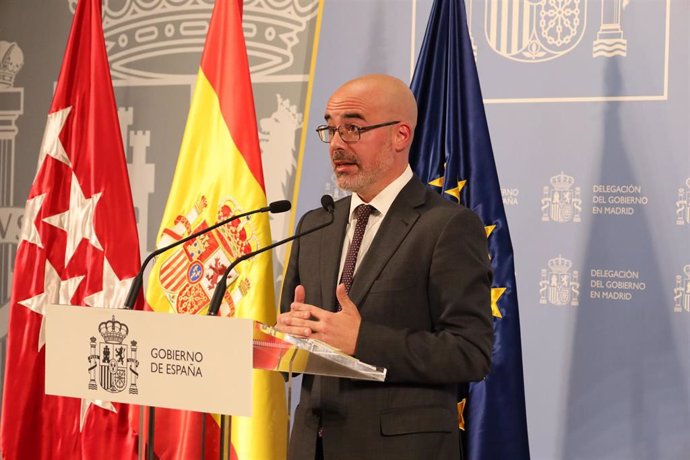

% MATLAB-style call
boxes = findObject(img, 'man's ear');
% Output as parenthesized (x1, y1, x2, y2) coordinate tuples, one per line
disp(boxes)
(393, 123, 414, 152)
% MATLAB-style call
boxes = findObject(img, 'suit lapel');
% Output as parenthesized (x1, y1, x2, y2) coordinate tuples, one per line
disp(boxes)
(319, 196, 350, 311)
(348, 178, 427, 307)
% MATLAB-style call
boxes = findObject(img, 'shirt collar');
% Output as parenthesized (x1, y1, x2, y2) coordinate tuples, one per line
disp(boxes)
(348, 165, 413, 220)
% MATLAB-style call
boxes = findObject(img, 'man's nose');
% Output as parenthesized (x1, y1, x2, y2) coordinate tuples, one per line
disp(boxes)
(329, 128, 348, 149)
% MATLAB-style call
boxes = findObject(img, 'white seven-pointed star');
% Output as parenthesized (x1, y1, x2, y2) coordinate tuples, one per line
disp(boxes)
(36, 107, 72, 175)
(84, 257, 135, 308)
(79, 398, 116, 431)
(20, 193, 46, 248)
(43, 172, 103, 264)
(18, 260, 84, 350)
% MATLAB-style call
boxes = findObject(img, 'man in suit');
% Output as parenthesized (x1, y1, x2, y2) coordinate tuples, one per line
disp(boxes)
(275, 74, 493, 460)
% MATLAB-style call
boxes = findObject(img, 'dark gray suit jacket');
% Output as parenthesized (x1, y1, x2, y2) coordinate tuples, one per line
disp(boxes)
(280, 176, 493, 460)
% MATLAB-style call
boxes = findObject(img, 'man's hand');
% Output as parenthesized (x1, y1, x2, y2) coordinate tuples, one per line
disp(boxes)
(275, 284, 361, 355)
(276, 285, 310, 337)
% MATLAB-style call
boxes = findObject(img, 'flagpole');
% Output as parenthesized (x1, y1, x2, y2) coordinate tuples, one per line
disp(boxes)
(219, 415, 232, 460)
(147, 407, 155, 460)
(200, 414, 206, 459)
(138, 406, 145, 459)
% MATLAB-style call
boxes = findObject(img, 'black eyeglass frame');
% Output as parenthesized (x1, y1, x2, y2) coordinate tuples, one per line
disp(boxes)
(315, 120, 400, 143)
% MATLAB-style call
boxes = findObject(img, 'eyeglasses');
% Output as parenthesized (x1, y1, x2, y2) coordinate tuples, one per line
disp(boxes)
(315, 120, 400, 143)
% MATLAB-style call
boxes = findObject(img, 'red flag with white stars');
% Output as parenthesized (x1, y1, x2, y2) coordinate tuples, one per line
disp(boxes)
(0, 0, 141, 458)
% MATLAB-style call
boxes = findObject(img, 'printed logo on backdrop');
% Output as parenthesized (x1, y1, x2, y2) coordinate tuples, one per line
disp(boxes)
(484, 0, 590, 63)
(676, 179, 690, 226)
(468, 0, 670, 101)
(118, 107, 155, 258)
(592, 183, 648, 216)
(88, 316, 139, 394)
(260, 95, 302, 203)
(501, 187, 519, 206)
(260, 94, 303, 284)
(673, 265, 690, 313)
(482, 0, 633, 61)
(539, 255, 580, 306)
(0, 40, 25, 326)
(541, 172, 581, 223)
(589, 267, 646, 301)
(66, 0, 319, 80)
(0, 41, 23, 88)
(157, 196, 257, 317)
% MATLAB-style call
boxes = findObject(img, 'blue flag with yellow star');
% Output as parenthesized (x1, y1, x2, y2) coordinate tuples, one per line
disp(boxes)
(409, 0, 530, 458)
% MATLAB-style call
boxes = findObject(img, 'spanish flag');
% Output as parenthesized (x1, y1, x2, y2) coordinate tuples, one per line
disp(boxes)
(145, 0, 287, 458)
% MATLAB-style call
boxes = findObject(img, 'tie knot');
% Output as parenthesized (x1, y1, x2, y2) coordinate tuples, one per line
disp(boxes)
(355, 204, 375, 221)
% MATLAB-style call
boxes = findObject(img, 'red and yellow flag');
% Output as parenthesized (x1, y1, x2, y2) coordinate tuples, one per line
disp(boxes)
(145, 0, 287, 458)
(0, 0, 141, 457)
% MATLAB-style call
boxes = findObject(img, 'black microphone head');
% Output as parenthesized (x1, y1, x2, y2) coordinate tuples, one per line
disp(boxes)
(321, 195, 335, 213)
(269, 200, 291, 214)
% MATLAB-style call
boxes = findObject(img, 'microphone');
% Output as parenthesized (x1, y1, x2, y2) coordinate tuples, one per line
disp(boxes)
(207, 195, 336, 316)
(124, 200, 291, 309)
(320, 194, 335, 213)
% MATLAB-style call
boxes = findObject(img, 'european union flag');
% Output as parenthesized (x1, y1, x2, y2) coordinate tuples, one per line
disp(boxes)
(409, 0, 530, 458)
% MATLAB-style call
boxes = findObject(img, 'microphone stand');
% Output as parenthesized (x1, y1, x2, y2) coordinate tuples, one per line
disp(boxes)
(209, 196, 335, 459)
(207, 207, 335, 316)
(124, 201, 290, 309)
(125, 201, 289, 460)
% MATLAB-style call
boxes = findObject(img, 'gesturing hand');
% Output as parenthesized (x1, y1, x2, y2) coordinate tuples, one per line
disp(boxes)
(275, 284, 361, 356)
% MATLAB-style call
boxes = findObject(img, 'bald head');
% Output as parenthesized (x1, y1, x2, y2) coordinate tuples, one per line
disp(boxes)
(324, 74, 418, 201)
(330, 74, 418, 134)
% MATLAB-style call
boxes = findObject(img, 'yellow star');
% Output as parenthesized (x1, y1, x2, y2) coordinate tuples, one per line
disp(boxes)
(428, 176, 444, 188)
(491, 287, 506, 318)
(485, 225, 496, 238)
(457, 399, 466, 431)
(444, 180, 467, 201)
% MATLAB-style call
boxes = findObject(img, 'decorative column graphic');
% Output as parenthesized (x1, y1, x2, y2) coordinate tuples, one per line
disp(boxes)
(128, 340, 138, 394)
(88, 337, 98, 390)
(593, 0, 628, 57)
(0, 40, 24, 330)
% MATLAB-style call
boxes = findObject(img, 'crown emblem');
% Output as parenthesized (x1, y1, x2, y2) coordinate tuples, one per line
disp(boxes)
(98, 316, 129, 344)
(243, 0, 319, 75)
(548, 255, 573, 274)
(550, 172, 575, 191)
(68, 0, 318, 80)
(0, 41, 24, 88)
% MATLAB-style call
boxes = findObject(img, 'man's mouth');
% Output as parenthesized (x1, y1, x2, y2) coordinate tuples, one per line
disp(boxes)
(333, 160, 358, 173)
(332, 153, 358, 174)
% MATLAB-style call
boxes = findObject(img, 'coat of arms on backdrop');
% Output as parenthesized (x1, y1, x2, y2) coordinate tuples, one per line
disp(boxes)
(540, 256, 581, 306)
(480, 0, 629, 61)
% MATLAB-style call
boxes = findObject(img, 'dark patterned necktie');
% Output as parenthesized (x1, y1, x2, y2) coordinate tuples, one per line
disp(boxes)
(337, 204, 375, 309)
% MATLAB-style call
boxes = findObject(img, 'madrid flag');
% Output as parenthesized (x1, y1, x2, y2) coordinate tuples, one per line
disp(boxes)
(0, 0, 142, 458)
(144, 0, 288, 458)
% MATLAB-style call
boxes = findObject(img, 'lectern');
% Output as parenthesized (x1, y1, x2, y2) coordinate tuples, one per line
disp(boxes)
(44, 305, 386, 459)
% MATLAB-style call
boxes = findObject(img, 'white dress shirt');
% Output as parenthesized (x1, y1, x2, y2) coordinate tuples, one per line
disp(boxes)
(337, 165, 414, 281)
